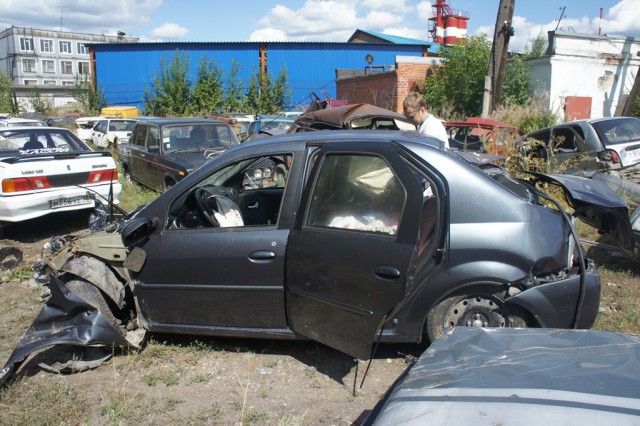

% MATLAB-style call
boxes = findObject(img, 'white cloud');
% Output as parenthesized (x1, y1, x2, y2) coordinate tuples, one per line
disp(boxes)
(600, 0, 640, 36)
(249, 0, 420, 42)
(476, 0, 640, 53)
(0, 0, 163, 37)
(415, 1, 433, 22)
(150, 22, 188, 40)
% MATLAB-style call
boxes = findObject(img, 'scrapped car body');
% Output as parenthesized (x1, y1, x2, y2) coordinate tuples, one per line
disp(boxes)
(370, 327, 640, 425)
(0, 117, 47, 127)
(0, 126, 121, 232)
(118, 118, 240, 192)
(2, 130, 617, 385)
(244, 115, 295, 141)
(446, 117, 521, 155)
(90, 118, 137, 148)
(517, 116, 640, 178)
(288, 103, 416, 133)
(75, 116, 103, 141)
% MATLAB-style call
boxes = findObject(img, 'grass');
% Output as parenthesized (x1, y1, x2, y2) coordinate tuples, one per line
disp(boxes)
(0, 377, 88, 424)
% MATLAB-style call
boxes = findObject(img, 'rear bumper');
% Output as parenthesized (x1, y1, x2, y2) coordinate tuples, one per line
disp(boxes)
(0, 182, 122, 223)
(506, 258, 601, 329)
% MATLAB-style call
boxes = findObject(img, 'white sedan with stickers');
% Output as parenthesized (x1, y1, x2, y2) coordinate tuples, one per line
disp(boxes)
(0, 127, 122, 234)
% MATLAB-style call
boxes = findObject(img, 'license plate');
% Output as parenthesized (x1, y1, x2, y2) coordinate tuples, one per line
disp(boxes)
(627, 148, 640, 161)
(50, 195, 93, 209)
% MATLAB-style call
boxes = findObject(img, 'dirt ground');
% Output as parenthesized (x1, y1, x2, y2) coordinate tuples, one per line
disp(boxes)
(0, 211, 423, 425)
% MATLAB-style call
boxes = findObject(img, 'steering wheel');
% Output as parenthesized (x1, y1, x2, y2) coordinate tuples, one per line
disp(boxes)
(194, 187, 219, 227)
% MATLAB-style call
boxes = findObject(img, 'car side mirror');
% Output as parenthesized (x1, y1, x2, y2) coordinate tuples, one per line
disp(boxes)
(148, 146, 160, 153)
(121, 217, 158, 248)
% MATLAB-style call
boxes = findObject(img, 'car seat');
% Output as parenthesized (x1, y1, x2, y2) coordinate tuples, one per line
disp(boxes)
(23, 136, 44, 150)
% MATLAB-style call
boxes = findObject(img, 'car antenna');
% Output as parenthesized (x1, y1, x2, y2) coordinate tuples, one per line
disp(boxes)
(354, 314, 388, 394)
(76, 184, 128, 216)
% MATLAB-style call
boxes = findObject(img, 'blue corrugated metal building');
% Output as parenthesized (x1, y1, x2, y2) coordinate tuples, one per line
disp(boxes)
(88, 30, 438, 111)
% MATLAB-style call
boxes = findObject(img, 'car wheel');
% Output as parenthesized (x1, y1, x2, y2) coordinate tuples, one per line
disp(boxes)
(65, 279, 122, 329)
(426, 287, 529, 343)
(164, 179, 176, 192)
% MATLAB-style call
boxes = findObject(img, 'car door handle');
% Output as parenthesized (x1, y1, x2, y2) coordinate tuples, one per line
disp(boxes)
(374, 265, 400, 279)
(247, 202, 260, 209)
(248, 250, 276, 263)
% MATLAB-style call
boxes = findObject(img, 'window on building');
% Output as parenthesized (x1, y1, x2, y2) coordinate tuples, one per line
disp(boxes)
(78, 62, 90, 75)
(40, 39, 53, 52)
(61, 61, 73, 74)
(62, 81, 74, 86)
(23, 80, 38, 86)
(77, 43, 88, 54)
(22, 59, 36, 73)
(42, 60, 55, 73)
(43, 80, 57, 85)
(59, 41, 72, 54)
(19, 37, 34, 51)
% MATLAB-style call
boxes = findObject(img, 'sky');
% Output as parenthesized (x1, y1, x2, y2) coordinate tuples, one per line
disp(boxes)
(1, 0, 639, 52)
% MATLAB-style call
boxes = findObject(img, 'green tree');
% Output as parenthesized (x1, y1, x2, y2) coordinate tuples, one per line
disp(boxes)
(422, 34, 534, 118)
(525, 34, 547, 58)
(224, 60, 246, 113)
(144, 50, 191, 116)
(190, 57, 224, 114)
(422, 35, 492, 118)
(0, 71, 18, 114)
(245, 67, 292, 115)
(244, 67, 261, 113)
(71, 74, 105, 115)
(270, 68, 292, 113)
(501, 54, 532, 106)
(27, 88, 51, 115)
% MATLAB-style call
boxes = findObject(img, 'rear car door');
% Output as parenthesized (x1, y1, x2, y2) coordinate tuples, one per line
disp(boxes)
(286, 141, 424, 359)
(128, 124, 149, 185)
(550, 126, 603, 173)
(91, 120, 107, 146)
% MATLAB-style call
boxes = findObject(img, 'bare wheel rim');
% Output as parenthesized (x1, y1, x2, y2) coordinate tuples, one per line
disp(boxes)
(444, 295, 509, 328)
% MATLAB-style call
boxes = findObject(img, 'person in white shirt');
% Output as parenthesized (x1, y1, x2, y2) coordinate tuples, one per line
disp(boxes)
(403, 92, 449, 149)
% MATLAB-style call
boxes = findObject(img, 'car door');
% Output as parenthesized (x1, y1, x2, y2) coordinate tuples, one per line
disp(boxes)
(141, 125, 163, 190)
(91, 120, 107, 146)
(128, 124, 149, 185)
(133, 150, 299, 332)
(550, 126, 603, 173)
(286, 141, 424, 360)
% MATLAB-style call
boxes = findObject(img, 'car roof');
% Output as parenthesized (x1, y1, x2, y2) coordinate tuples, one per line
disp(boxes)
(0, 125, 71, 131)
(134, 117, 227, 126)
(234, 129, 443, 150)
(0, 118, 45, 123)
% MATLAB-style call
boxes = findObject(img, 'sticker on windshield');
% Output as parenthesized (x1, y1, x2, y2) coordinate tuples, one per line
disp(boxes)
(19, 147, 70, 154)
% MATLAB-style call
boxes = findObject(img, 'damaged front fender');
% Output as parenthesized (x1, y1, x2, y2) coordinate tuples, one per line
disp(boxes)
(0, 275, 137, 388)
(60, 256, 126, 309)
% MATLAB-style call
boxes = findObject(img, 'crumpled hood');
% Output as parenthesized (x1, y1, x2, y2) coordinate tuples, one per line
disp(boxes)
(531, 172, 636, 255)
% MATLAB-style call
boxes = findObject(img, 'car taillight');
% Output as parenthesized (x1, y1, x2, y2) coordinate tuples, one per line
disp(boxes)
(600, 149, 621, 164)
(2, 176, 52, 192)
(87, 168, 118, 183)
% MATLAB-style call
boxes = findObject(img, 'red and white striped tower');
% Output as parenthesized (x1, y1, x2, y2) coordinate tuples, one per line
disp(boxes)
(429, 0, 470, 44)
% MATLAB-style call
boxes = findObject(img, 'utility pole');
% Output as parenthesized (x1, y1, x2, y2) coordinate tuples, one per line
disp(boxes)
(482, 0, 515, 118)
(621, 51, 640, 116)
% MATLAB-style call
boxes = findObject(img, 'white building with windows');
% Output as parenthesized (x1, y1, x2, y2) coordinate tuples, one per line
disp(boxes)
(0, 26, 138, 112)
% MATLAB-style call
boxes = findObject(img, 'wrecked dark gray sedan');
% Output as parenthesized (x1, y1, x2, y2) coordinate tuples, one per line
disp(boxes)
(2, 130, 627, 385)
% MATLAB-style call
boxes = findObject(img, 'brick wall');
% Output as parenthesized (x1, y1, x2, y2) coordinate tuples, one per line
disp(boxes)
(337, 61, 434, 113)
